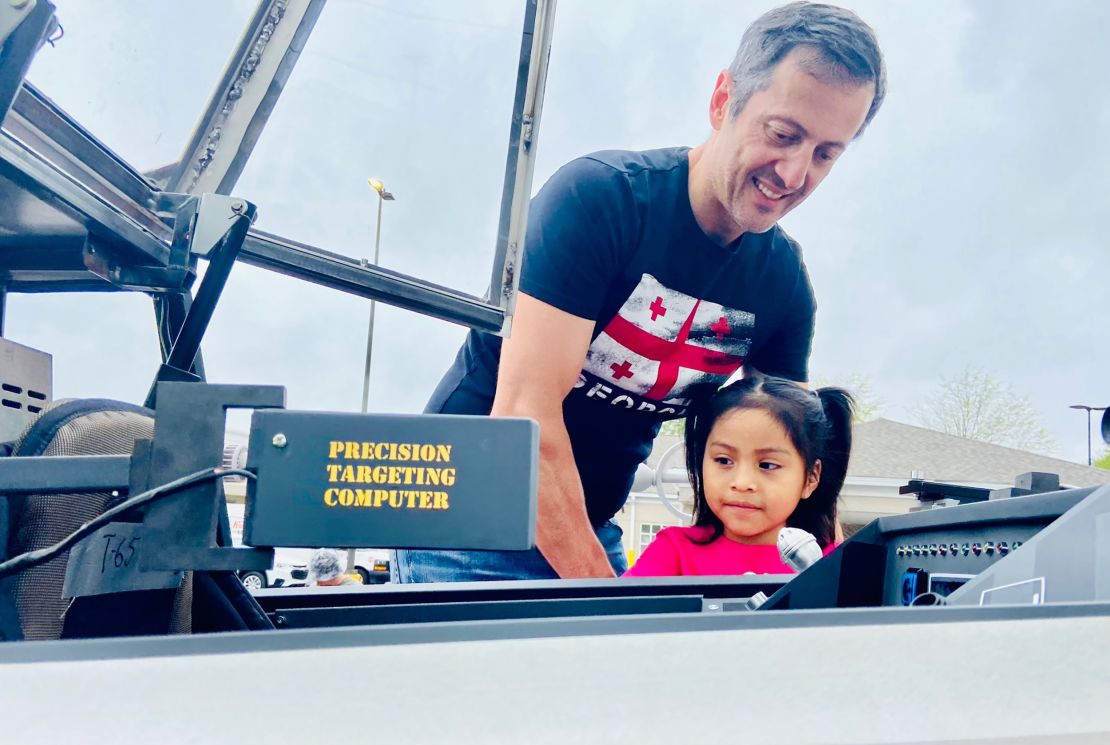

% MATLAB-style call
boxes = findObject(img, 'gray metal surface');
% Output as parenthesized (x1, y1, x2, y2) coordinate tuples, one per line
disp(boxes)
(0, 126, 166, 259)
(239, 228, 506, 332)
(0, 2, 556, 337)
(947, 484, 1110, 606)
(164, 0, 326, 196)
(1, 604, 1107, 744)
(490, 0, 556, 333)
(7, 84, 161, 213)
(0, 336, 49, 440)
(0, 86, 172, 282)
(272, 594, 705, 629)
(0, 0, 54, 123)
(255, 574, 793, 613)
(0, 454, 128, 493)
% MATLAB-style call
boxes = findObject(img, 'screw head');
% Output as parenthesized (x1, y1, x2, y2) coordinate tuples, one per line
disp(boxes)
(230, 200, 246, 213)
(271, 433, 287, 448)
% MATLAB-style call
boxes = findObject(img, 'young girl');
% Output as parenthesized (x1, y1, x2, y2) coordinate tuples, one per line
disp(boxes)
(624, 375, 854, 577)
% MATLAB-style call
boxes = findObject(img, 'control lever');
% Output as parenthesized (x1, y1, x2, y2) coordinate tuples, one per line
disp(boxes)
(777, 527, 823, 573)
(745, 528, 823, 610)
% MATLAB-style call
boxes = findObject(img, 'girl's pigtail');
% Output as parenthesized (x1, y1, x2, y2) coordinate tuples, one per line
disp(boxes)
(806, 386, 854, 545)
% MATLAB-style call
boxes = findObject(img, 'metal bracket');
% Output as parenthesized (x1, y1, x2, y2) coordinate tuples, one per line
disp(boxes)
(140, 382, 284, 572)
(0, 0, 55, 122)
(188, 194, 256, 259)
(144, 195, 257, 406)
(82, 244, 193, 293)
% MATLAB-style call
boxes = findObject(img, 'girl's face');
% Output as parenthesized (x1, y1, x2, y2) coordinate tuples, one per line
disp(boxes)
(702, 408, 820, 545)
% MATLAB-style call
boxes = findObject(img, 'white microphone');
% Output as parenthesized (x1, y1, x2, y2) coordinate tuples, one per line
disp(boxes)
(777, 527, 823, 573)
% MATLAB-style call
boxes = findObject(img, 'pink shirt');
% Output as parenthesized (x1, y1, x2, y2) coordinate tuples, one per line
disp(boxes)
(623, 525, 836, 577)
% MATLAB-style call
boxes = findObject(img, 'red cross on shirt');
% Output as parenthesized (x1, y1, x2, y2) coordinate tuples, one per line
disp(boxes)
(604, 301, 745, 400)
(610, 360, 634, 380)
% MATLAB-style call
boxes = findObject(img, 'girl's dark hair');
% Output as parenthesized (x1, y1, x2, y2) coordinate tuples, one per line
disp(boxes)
(683, 374, 854, 547)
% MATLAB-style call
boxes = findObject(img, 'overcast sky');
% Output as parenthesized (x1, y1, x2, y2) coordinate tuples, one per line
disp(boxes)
(8, 0, 1109, 464)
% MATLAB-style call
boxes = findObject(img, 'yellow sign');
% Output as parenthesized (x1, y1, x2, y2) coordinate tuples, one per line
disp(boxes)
(322, 440, 457, 512)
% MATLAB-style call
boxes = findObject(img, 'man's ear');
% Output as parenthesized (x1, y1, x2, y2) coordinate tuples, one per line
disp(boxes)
(801, 459, 822, 500)
(709, 70, 732, 130)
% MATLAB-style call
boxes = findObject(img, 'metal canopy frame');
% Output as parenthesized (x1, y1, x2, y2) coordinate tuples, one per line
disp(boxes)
(0, 0, 557, 337)
(160, 0, 328, 197)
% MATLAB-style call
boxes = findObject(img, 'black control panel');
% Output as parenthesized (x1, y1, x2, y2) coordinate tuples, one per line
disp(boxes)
(885, 525, 1039, 605)
(760, 485, 1097, 611)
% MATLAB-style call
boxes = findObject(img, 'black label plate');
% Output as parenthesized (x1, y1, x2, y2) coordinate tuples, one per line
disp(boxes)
(244, 411, 537, 550)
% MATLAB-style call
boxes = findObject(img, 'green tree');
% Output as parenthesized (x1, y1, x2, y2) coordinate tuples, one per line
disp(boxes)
(813, 372, 883, 422)
(1094, 448, 1110, 470)
(912, 366, 1056, 455)
(659, 418, 685, 437)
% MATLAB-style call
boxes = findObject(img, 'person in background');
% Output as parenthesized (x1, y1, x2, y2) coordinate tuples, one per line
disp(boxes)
(624, 375, 852, 576)
(310, 549, 362, 586)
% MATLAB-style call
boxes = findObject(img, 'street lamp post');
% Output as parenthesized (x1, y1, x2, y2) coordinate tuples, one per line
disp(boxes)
(1069, 404, 1108, 466)
(361, 177, 395, 414)
(348, 178, 395, 577)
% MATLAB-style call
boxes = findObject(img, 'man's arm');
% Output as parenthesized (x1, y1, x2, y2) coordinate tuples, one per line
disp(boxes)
(490, 293, 616, 578)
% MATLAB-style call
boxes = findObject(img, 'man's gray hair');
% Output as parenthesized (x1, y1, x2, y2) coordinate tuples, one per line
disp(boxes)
(727, 2, 886, 137)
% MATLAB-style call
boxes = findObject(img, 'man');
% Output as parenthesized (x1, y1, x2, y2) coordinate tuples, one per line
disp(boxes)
(310, 549, 362, 586)
(397, 2, 885, 581)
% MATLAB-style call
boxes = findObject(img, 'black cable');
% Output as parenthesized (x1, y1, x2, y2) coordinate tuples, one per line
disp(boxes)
(0, 466, 256, 580)
(46, 22, 64, 47)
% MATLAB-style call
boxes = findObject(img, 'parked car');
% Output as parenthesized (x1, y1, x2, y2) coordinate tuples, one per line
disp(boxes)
(237, 549, 311, 590)
(347, 549, 391, 584)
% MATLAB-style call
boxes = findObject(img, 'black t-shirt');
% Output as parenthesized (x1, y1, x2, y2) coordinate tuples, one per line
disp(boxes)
(426, 147, 815, 524)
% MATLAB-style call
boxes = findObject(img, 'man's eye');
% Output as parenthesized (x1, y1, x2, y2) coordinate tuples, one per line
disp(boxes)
(816, 148, 837, 163)
(767, 126, 796, 144)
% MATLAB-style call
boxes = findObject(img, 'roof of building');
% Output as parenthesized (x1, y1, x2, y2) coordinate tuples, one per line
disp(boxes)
(849, 418, 1110, 488)
(648, 419, 1110, 489)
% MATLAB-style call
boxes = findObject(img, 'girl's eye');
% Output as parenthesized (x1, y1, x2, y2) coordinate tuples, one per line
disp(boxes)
(713, 455, 733, 466)
(760, 461, 781, 471)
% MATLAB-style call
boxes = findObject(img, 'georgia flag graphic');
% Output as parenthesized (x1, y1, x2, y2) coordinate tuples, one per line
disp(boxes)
(576, 273, 754, 413)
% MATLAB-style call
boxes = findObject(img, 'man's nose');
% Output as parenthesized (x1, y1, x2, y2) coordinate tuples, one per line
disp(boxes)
(774, 149, 810, 192)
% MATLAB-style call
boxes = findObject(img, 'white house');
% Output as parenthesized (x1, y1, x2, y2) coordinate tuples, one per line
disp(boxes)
(613, 418, 1110, 562)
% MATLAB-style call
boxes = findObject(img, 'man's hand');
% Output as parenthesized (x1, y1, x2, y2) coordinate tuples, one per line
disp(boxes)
(491, 293, 616, 578)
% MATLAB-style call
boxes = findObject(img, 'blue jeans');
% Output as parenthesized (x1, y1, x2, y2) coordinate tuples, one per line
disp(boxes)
(393, 521, 628, 582)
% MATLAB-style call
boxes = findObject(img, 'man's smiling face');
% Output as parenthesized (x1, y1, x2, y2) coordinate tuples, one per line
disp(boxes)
(705, 47, 875, 238)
